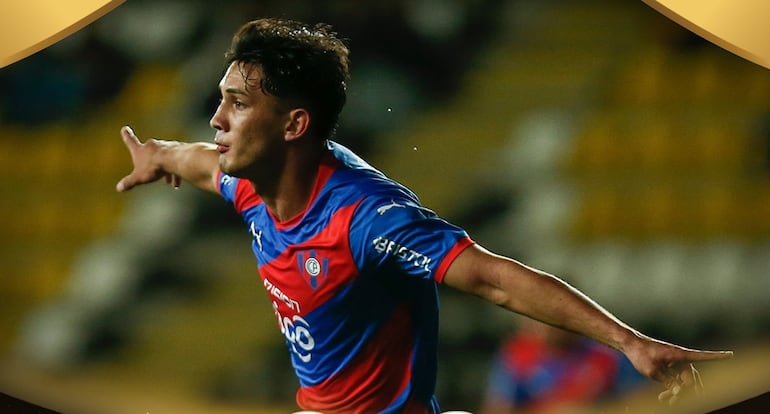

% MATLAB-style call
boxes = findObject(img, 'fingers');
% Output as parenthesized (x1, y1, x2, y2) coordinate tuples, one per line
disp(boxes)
(163, 174, 182, 189)
(117, 126, 141, 192)
(678, 363, 701, 395)
(116, 170, 144, 192)
(116, 175, 133, 192)
(658, 374, 684, 406)
(658, 384, 681, 405)
(121, 125, 140, 148)
(691, 364, 704, 396)
(688, 349, 734, 362)
(658, 363, 706, 406)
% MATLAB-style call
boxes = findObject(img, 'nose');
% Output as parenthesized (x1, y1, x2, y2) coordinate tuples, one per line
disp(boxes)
(210, 102, 226, 131)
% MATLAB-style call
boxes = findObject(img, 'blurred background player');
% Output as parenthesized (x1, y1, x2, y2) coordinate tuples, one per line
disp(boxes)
(480, 316, 650, 414)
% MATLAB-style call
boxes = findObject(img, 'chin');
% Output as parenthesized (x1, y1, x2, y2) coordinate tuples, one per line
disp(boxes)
(219, 157, 237, 175)
(220, 163, 249, 179)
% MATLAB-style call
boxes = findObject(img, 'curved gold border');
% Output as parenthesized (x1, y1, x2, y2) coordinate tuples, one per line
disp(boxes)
(0, 0, 126, 69)
(643, 0, 770, 70)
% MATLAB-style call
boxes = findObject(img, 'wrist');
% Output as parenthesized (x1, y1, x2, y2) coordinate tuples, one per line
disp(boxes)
(615, 327, 646, 354)
(152, 139, 182, 171)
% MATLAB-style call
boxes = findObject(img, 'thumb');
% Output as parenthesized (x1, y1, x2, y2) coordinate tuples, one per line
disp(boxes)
(116, 175, 135, 192)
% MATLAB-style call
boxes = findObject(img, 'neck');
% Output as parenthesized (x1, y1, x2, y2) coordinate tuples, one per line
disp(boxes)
(253, 139, 327, 222)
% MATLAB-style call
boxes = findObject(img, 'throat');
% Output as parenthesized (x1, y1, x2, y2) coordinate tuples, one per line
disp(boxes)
(254, 142, 331, 224)
(257, 173, 319, 224)
(266, 196, 310, 224)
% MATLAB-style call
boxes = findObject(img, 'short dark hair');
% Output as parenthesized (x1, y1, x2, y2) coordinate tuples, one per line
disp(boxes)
(225, 18, 350, 139)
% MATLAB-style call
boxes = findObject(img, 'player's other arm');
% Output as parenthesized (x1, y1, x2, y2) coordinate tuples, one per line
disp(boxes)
(442, 243, 732, 404)
(444, 244, 634, 349)
(116, 126, 220, 194)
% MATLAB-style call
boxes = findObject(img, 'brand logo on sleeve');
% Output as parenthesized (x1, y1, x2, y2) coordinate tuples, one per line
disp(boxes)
(372, 236, 432, 273)
(376, 199, 405, 215)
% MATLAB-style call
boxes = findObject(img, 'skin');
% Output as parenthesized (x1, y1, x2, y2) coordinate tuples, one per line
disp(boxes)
(117, 62, 323, 222)
(442, 246, 727, 401)
(116, 61, 732, 406)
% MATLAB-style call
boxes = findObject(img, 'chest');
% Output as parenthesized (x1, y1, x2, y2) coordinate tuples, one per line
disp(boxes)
(245, 205, 361, 318)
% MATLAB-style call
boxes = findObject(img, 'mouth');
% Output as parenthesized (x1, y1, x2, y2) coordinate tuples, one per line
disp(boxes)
(214, 136, 230, 154)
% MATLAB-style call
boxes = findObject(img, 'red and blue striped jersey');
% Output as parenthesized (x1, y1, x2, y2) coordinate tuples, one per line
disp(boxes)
(484, 333, 648, 411)
(218, 141, 474, 413)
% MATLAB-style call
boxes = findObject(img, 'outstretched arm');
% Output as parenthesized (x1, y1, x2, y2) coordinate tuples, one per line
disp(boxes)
(443, 243, 733, 404)
(116, 126, 220, 194)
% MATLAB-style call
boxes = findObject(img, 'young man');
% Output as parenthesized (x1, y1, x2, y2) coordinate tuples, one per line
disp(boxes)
(116, 18, 732, 413)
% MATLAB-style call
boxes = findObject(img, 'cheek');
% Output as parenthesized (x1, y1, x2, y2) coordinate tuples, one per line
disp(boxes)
(233, 124, 271, 159)
(228, 116, 255, 144)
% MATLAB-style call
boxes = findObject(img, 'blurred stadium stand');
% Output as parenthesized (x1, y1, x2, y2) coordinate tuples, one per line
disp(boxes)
(1, 0, 769, 413)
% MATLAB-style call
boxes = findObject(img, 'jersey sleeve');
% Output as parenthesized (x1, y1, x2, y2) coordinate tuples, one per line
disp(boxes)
(348, 195, 473, 283)
(217, 171, 262, 213)
(218, 171, 236, 201)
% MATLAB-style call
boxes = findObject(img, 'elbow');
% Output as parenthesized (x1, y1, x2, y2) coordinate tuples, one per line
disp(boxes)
(445, 244, 514, 307)
(472, 268, 510, 308)
(488, 288, 511, 309)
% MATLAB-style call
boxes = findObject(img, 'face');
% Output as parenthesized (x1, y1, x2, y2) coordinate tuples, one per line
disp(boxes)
(210, 62, 290, 180)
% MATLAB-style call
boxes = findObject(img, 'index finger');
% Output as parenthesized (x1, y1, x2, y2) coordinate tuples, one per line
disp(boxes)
(121, 125, 141, 148)
(686, 349, 734, 362)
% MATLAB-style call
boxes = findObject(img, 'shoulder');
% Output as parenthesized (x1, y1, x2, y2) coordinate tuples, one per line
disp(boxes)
(326, 140, 421, 209)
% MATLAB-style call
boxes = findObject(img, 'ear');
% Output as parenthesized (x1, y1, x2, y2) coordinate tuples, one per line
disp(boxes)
(284, 108, 310, 142)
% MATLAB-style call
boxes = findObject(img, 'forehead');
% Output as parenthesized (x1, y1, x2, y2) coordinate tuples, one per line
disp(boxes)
(219, 61, 262, 93)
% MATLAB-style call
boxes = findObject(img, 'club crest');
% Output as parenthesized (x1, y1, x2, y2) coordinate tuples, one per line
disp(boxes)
(297, 251, 328, 289)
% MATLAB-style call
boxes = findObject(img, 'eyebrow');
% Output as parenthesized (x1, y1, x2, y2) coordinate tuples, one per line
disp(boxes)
(224, 87, 247, 96)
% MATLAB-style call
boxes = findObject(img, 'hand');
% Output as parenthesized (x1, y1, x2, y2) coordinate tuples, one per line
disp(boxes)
(624, 334, 733, 406)
(656, 362, 702, 406)
(116, 126, 181, 191)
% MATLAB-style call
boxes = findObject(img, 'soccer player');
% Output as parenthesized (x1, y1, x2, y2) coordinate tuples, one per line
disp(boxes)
(116, 18, 732, 414)
(480, 317, 649, 413)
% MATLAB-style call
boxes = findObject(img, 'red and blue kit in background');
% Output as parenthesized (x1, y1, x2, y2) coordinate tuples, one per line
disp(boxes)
(484, 333, 648, 412)
(218, 141, 474, 413)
